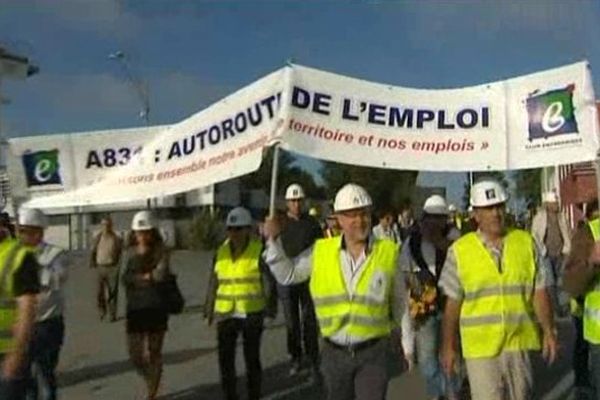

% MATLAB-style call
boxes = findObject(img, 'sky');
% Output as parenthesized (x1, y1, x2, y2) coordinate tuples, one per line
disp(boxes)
(1, 0, 600, 208)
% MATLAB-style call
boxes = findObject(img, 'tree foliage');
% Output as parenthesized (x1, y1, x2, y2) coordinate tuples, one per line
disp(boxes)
(240, 147, 325, 199)
(513, 168, 542, 208)
(321, 161, 418, 211)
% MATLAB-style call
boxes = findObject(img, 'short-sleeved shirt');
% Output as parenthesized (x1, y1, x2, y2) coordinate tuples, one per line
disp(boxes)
(438, 231, 551, 301)
(13, 253, 41, 297)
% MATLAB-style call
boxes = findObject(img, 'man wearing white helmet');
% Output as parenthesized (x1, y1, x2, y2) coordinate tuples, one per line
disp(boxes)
(264, 183, 407, 400)
(274, 183, 322, 377)
(204, 207, 275, 400)
(400, 195, 462, 400)
(0, 210, 40, 400)
(439, 179, 556, 400)
(531, 191, 571, 316)
(18, 208, 68, 400)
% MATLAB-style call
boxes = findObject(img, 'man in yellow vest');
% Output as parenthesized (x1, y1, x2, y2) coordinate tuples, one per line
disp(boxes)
(439, 179, 557, 400)
(264, 183, 407, 400)
(564, 199, 600, 398)
(18, 208, 68, 400)
(204, 207, 275, 400)
(0, 222, 40, 399)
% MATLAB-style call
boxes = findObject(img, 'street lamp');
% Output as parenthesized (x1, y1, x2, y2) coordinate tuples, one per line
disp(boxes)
(108, 50, 155, 209)
(108, 50, 150, 125)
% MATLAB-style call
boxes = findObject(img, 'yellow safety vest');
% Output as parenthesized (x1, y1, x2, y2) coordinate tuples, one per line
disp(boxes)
(0, 239, 30, 353)
(310, 237, 398, 340)
(583, 219, 600, 343)
(214, 239, 265, 316)
(454, 230, 541, 359)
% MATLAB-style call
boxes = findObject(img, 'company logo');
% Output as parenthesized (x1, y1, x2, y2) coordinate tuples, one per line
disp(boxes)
(485, 189, 497, 200)
(526, 84, 578, 140)
(22, 150, 62, 187)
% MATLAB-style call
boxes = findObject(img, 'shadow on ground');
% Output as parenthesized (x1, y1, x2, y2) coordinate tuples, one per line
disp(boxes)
(159, 352, 407, 400)
(58, 346, 215, 387)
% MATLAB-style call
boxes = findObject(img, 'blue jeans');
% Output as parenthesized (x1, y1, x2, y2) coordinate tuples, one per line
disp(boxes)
(26, 317, 64, 400)
(416, 314, 462, 398)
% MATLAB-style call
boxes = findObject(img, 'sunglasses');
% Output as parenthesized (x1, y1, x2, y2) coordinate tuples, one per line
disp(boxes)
(227, 226, 247, 231)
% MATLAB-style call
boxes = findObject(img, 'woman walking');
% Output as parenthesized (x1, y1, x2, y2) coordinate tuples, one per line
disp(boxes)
(123, 211, 169, 400)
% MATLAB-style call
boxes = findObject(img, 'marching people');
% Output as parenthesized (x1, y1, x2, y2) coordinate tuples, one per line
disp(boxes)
(372, 207, 401, 245)
(18, 209, 68, 400)
(401, 195, 461, 400)
(398, 206, 415, 241)
(264, 183, 407, 400)
(563, 199, 600, 399)
(204, 207, 276, 400)
(274, 183, 322, 378)
(0, 215, 40, 400)
(122, 211, 170, 400)
(439, 179, 557, 400)
(531, 191, 571, 316)
(90, 215, 123, 322)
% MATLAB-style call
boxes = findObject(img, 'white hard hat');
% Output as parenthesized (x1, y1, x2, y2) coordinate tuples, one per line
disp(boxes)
(423, 195, 449, 215)
(334, 183, 372, 212)
(470, 180, 508, 208)
(18, 208, 47, 228)
(131, 210, 157, 231)
(226, 207, 252, 227)
(542, 191, 558, 203)
(285, 183, 305, 200)
(448, 204, 457, 213)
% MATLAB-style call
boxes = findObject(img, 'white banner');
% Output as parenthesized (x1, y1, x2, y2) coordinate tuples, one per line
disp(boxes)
(279, 62, 599, 171)
(17, 68, 286, 208)
(8, 61, 599, 208)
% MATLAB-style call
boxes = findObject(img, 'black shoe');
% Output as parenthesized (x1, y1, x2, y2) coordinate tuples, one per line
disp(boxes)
(309, 367, 323, 386)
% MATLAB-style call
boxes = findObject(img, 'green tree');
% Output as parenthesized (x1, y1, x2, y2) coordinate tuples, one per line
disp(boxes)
(321, 161, 418, 210)
(513, 168, 542, 208)
(240, 147, 325, 199)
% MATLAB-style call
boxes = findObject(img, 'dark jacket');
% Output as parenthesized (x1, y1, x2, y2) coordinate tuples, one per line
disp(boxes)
(204, 240, 277, 324)
(122, 247, 169, 312)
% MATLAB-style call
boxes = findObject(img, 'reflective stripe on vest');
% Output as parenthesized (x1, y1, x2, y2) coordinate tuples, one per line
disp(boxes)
(454, 230, 541, 359)
(309, 237, 398, 340)
(584, 219, 600, 342)
(214, 239, 265, 316)
(0, 240, 29, 352)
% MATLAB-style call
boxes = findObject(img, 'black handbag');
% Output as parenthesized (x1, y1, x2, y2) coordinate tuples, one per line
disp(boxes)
(159, 273, 185, 314)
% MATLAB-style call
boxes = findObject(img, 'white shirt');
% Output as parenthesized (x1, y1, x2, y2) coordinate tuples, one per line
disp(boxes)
(263, 235, 408, 345)
(36, 243, 69, 321)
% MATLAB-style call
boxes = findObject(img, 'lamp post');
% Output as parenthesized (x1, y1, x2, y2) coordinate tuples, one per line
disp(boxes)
(108, 50, 154, 209)
(108, 50, 150, 125)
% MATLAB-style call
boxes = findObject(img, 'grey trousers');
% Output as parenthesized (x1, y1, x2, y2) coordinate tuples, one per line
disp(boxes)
(321, 338, 391, 400)
(465, 351, 533, 400)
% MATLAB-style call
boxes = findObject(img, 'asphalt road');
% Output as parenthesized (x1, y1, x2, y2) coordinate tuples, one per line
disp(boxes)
(55, 250, 575, 400)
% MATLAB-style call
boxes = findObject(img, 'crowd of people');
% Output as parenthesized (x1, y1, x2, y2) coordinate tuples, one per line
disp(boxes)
(0, 178, 598, 400)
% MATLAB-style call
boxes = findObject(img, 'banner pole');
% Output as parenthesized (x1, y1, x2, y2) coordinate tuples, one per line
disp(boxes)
(268, 146, 280, 218)
(595, 152, 600, 213)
